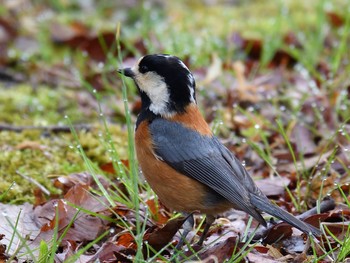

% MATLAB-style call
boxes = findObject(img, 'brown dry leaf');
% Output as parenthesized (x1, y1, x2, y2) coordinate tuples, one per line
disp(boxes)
(326, 12, 345, 28)
(50, 21, 148, 62)
(201, 54, 222, 85)
(305, 208, 350, 235)
(266, 244, 284, 259)
(195, 237, 240, 262)
(53, 172, 110, 194)
(247, 252, 284, 263)
(78, 32, 117, 62)
(277, 149, 333, 173)
(229, 33, 298, 67)
(0, 203, 43, 257)
(112, 204, 133, 218)
(54, 240, 80, 262)
(100, 159, 129, 175)
(310, 172, 350, 202)
(15, 141, 46, 151)
(255, 177, 291, 197)
(51, 22, 117, 62)
(232, 112, 265, 137)
(0, 17, 17, 42)
(145, 199, 171, 224)
(116, 232, 137, 250)
(271, 49, 297, 68)
(322, 222, 349, 239)
(50, 21, 90, 43)
(290, 122, 317, 156)
(87, 242, 135, 263)
(0, 235, 9, 262)
(33, 63, 81, 88)
(143, 217, 186, 255)
(33, 188, 47, 206)
(233, 61, 261, 103)
(281, 236, 307, 254)
(254, 245, 269, 253)
(0, 16, 18, 66)
(263, 223, 293, 244)
(283, 32, 302, 49)
(99, 162, 116, 174)
(85, 71, 116, 92)
(32, 184, 110, 246)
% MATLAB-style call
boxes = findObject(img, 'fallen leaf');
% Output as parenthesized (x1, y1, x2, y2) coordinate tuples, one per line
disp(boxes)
(50, 21, 90, 44)
(31, 184, 111, 246)
(326, 12, 345, 28)
(78, 32, 117, 62)
(53, 172, 110, 194)
(229, 32, 298, 67)
(15, 141, 46, 151)
(116, 232, 137, 249)
(195, 237, 240, 262)
(255, 177, 291, 197)
(89, 242, 134, 263)
(247, 252, 284, 263)
(290, 122, 317, 156)
(233, 61, 261, 103)
(202, 54, 222, 85)
(281, 235, 307, 254)
(100, 159, 130, 175)
(85, 71, 116, 92)
(145, 198, 171, 224)
(143, 217, 186, 255)
(0, 236, 9, 262)
(263, 223, 293, 244)
(0, 203, 37, 256)
(266, 244, 284, 259)
(277, 149, 333, 172)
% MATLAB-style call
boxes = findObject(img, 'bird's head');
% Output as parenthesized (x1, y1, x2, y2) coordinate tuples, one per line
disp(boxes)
(118, 54, 196, 117)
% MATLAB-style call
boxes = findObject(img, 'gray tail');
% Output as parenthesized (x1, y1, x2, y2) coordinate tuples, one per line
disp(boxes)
(250, 194, 321, 236)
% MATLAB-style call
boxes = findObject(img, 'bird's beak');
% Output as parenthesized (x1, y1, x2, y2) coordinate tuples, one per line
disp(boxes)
(117, 68, 135, 78)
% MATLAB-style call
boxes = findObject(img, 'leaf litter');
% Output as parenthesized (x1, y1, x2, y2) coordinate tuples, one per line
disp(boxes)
(0, 1, 350, 262)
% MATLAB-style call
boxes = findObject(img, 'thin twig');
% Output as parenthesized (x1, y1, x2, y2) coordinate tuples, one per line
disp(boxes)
(297, 197, 335, 221)
(15, 170, 51, 195)
(0, 123, 92, 133)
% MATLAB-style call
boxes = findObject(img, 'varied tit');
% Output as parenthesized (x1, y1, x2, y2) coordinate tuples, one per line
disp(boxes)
(118, 54, 321, 248)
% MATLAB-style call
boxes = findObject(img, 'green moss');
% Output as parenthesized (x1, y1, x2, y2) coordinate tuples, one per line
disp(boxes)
(0, 126, 128, 204)
(0, 83, 128, 204)
(0, 84, 96, 125)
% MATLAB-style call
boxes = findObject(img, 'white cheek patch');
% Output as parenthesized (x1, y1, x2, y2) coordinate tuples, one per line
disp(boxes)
(134, 71, 172, 116)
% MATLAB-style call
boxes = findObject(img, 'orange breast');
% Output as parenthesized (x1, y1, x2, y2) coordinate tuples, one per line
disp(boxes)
(135, 114, 232, 215)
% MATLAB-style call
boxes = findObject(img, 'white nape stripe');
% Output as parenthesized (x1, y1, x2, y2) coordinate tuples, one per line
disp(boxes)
(188, 74, 196, 103)
(177, 59, 195, 103)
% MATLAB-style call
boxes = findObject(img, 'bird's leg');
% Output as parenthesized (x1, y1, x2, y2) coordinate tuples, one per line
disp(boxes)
(175, 213, 194, 250)
(197, 215, 215, 246)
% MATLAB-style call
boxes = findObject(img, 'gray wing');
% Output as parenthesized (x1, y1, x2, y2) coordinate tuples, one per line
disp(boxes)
(149, 118, 266, 225)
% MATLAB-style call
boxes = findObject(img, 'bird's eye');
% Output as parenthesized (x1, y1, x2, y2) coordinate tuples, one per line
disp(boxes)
(139, 65, 148, 73)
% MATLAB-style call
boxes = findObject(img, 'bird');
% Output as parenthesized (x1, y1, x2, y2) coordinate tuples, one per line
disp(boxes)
(118, 54, 321, 248)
